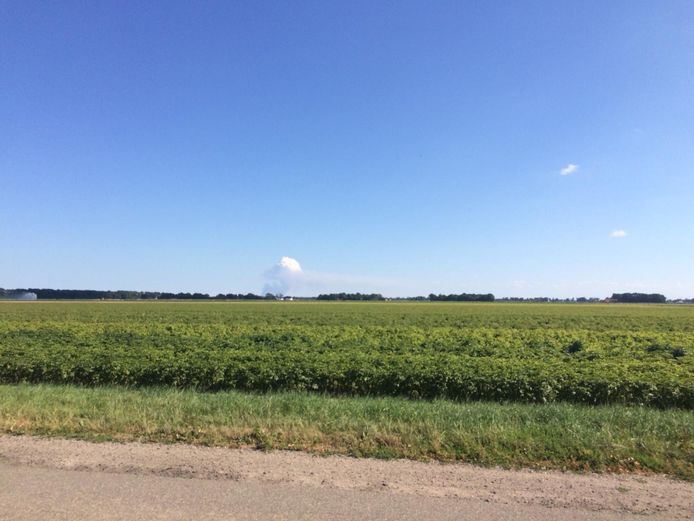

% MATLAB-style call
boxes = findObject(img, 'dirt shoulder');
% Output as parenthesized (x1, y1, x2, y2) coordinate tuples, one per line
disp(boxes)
(1, 435, 692, 520)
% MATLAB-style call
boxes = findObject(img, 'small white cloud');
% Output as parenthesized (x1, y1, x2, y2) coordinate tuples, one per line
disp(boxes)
(610, 230, 627, 238)
(560, 163, 579, 176)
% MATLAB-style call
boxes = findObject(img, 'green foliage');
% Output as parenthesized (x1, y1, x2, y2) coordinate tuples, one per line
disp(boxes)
(0, 302, 692, 408)
(316, 293, 385, 301)
(428, 293, 495, 302)
(2, 384, 693, 478)
(566, 340, 584, 354)
(611, 292, 667, 304)
(672, 347, 686, 358)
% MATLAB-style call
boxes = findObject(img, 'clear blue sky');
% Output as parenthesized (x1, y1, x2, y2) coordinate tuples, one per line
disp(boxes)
(2, 1, 693, 297)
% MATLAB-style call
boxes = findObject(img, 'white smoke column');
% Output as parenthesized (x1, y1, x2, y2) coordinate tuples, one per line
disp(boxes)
(262, 256, 303, 295)
(261, 256, 401, 296)
(2, 291, 38, 301)
(278, 256, 302, 273)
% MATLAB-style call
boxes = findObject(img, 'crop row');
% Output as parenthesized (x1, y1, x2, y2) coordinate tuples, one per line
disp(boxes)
(1, 322, 692, 359)
(1, 321, 692, 408)
(4, 301, 694, 332)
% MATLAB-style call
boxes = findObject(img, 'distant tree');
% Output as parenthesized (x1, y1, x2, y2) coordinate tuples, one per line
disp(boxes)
(428, 293, 495, 302)
(316, 293, 385, 301)
(611, 293, 666, 304)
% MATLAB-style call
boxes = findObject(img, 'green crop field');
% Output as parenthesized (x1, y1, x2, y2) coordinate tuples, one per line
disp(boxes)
(1, 301, 692, 407)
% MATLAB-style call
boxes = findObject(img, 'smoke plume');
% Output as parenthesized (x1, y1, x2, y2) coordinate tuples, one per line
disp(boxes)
(262, 257, 304, 295)
(261, 257, 396, 296)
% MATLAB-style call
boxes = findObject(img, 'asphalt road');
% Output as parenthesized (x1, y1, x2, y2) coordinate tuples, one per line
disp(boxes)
(0, 463, 661, 521)
(0, 436, 691, 520)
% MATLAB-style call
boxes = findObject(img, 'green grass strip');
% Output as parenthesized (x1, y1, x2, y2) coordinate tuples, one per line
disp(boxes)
(1, 383, 692, 480)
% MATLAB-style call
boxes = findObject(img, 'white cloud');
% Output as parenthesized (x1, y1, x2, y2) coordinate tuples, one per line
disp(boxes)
(262, 257, 397, 296)
(560, 163, 579, 176)
(610, 230, 627, 238)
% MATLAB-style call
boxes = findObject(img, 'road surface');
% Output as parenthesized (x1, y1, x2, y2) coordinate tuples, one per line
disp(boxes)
(0, 436, 691, 520)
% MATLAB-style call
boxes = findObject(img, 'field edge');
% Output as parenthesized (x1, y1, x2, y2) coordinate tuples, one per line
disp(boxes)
(1, 383, 692, 480)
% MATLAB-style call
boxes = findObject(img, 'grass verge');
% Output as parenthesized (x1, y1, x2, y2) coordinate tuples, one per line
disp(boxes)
(1, 383, 692, 480)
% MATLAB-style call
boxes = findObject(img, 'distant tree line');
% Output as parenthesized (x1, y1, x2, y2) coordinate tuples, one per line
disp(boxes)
(20, 289, 144, 300)
(496, 297, 602, 303)
(1, 288, 271, 301)
(316, 293, 385, 301)
(1, 288, 684, 303)
(610, 293, 667, 304)
(163, 292, 273, 300)
(428, 293, 495, 302)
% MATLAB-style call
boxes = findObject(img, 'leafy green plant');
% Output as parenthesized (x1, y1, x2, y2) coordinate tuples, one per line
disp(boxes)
(0, 302, 692, 408)
(567, 340, 583, 354)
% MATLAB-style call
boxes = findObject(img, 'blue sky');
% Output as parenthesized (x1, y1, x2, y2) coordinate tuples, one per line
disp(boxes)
(2, 1, 693, 297)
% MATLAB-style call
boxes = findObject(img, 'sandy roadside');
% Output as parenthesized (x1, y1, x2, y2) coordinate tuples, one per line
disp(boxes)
(0, 435, 692, 520)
